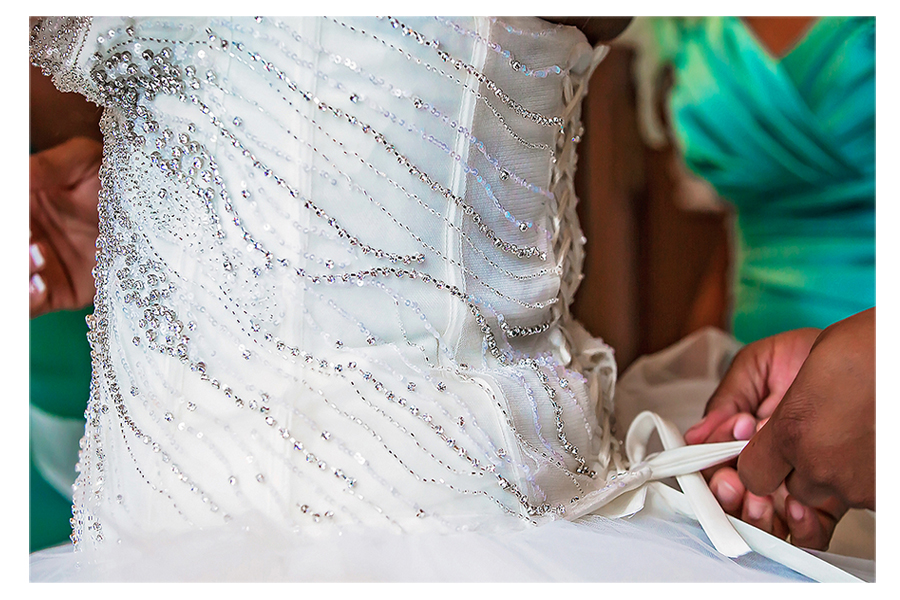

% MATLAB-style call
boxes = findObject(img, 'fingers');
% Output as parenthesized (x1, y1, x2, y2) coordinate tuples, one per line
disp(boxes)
(710, 340, 775, 415)
(784, 496, 840, 551)
(684, 406, 736, 445)
(29, 140, 101, 314)
(29, 236, 49, 317)
(755, 395, 781, 420)
(737, 419, 793, 497)
(686, 339, 778, 445)
(709, 468, 744, 516)
(740, 492, 789, 539)
(770, 481, 788, 518)
(707, 447, 835, 547)
(30, 240, 46, 275)
(29, 272, 48, 316)
(709, 469, 792, 541)
(711, 412, 757, 444)
(29, 222, 78, 317)
(742, 493, 773, 533)
(696, 413, 757, 479)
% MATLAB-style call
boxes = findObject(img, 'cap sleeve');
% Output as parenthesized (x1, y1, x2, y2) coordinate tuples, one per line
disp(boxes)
(30, 17, 99, 102)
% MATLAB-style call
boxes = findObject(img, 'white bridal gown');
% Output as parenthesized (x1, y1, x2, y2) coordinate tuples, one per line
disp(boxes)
(29, 16, 873, 582)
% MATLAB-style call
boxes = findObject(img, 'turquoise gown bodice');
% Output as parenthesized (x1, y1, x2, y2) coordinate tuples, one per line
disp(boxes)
(653, 17, 875, 342)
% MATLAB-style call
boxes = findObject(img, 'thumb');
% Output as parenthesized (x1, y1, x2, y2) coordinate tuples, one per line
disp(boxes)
(737, 418, 793, 497)
(685, 340, 773, 443)
(684, 406, 737, 444)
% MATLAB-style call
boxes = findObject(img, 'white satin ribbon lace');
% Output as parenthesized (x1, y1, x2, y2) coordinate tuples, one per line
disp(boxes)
(567, 411, 863, 582)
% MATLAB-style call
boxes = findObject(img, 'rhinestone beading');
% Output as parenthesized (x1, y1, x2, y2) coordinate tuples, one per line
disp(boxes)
(31, 16, 617, 550)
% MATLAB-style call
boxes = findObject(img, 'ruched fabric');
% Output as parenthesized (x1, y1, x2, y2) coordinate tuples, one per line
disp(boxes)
(647, 17, 875, 342)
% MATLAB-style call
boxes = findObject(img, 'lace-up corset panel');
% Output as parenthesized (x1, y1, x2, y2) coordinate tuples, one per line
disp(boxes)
(31, 16, 616, 548)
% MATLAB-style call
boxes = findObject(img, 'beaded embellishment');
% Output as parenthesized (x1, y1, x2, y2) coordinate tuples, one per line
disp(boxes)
(31, 16, 618, 550)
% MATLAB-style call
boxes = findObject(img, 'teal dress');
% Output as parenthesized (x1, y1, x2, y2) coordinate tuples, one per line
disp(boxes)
(30, 308, 91, 552)
(650, 17, 875, 342)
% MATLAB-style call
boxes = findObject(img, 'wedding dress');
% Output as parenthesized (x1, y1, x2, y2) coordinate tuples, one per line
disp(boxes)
(29, 16, 871, 582)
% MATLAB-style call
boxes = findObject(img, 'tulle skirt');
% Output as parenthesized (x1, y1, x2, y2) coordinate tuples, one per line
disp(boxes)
(26, 495, 821, 582)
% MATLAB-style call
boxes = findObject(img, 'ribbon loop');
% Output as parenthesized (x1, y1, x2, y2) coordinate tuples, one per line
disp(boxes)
(568, 410, 863, 581)
(625, 411, 751, 557)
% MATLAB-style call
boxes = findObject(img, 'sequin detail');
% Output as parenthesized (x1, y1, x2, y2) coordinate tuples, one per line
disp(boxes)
(31, 17, 618, 551)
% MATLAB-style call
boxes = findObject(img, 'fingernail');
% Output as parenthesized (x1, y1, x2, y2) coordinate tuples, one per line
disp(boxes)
(30, 273, 46, 295)
(756, 417, 769, 433)
(788, 500, 806, 522)
(733, 414, 756, 440)
(30, 243, 45, 269)
(713, 480, 739, 505)
(746, 495, 767, 520)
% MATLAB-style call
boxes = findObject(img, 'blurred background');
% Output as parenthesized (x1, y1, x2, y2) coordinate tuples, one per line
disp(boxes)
(572, 42, 730, 371)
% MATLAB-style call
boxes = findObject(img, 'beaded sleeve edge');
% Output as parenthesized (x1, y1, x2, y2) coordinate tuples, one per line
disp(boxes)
(30, 17, 96, 102)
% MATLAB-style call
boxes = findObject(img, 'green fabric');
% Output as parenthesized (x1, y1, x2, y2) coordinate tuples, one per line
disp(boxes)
(29, 306, 92, 552)
(30, 455, 75, 552)
(651, 17, 875, 342)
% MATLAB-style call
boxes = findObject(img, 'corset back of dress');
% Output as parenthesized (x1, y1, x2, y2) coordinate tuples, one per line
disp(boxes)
(31, 16, 618, 549)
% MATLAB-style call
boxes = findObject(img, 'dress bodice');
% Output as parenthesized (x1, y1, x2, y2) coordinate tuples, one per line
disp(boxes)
(32, 16, 621, 548)
(630, 17, 875, 342)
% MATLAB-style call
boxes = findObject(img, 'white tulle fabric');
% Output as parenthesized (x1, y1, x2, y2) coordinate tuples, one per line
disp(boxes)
(29, 16, 869, 582)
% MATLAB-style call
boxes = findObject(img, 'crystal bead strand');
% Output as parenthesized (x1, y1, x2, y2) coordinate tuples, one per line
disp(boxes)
(102, 30, 549, 266)
(431, 17, 568, 78)
(124, 210, 567, 520)
(206, 84, 559, 281)
(216, 38, 549, 241)
(257, 17, 559, 190)
(329, 17, 564, 131)
(33, 18, 610, 541)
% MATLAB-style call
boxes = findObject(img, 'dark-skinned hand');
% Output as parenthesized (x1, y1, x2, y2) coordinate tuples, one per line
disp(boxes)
(684, 327, 820, 542)
(685, 309, 875, 549)
(30, 137, 102, 318)
(738, 308, 875, 549)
